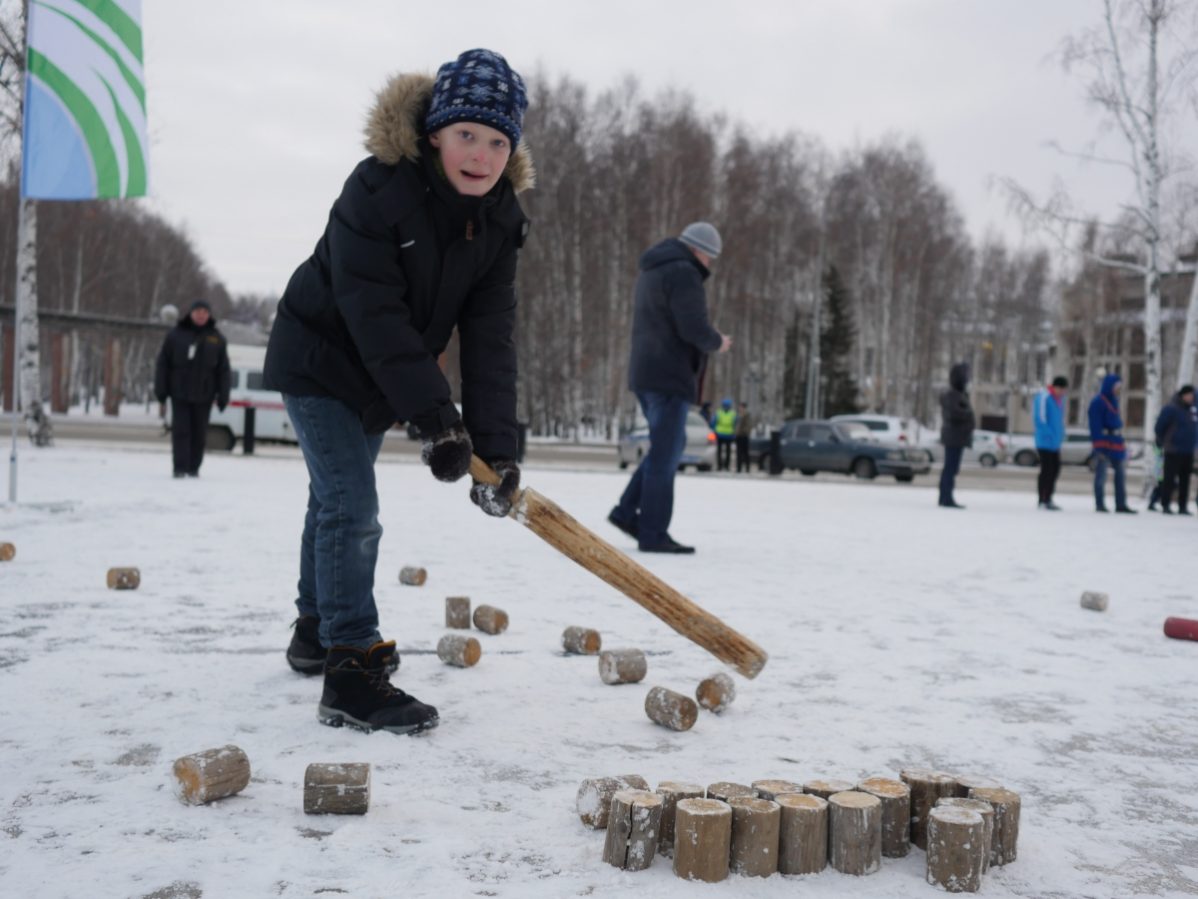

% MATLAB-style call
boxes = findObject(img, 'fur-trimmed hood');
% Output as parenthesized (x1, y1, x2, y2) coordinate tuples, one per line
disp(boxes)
(363, 72, 535, 194)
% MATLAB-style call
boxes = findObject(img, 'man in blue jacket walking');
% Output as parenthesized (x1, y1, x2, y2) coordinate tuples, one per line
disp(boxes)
(1033, 376, 1068, 510)
(1153, 384, 1197, 515)
(1088, 373, 1136, 513)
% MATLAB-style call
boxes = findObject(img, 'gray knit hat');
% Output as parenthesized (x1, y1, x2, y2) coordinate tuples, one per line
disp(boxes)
(679, 222, 722, 258)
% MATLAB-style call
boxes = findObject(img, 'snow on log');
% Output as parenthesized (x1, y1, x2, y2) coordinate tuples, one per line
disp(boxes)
(950, 773, 1002, 797)
(776, 793, 828, 874)
(576, 775, 650, 829)
(707, 781, 755, 803)
(173, 745, 250, 805)
(644, 686, 698, 732)
(937, 797, 995, 873)
(562, 626, 601, 655)
(472, 604, 509, 635)
(803, 777, 854, 801)
(901, 767, 958, 849)
(602, 789, 663, 871)
(304, 762, 370, 815)
(107, 567, 140, 590)
(445, 596, 471, 629)
(695, 672, 736, 713)
(751, 779, 801, 801)
(728, 796, 780, 877)
(598, 648, 646, 685)
(672, 798, 732, 882)
(398, 566, 427, 586)
(828, 790, 882, 876)
(968, 787, 1021, 866)
(436, 634, 481, 668)
(1164, 617, 1198, 641)
(857, 776, 911, 858)
(655, 781, 704, 857)
(925, 805, 985, 892)
(1080, 590, 1109, 611)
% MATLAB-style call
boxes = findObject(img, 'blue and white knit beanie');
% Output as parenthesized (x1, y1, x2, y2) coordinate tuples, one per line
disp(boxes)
(425, 49, 528, 147)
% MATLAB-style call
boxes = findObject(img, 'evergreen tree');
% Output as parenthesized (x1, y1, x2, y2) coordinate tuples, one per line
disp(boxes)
(820, 265, 861, 416)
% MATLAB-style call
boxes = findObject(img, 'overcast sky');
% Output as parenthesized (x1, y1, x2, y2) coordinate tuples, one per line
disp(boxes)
(140, 0, 1193, 298)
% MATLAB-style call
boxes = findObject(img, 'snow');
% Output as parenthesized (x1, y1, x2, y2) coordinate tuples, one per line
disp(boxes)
(2, 444, 1198, 897)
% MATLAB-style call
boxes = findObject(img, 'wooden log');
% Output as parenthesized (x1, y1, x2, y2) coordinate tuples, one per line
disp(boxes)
(900, 767, 958, 849)
(655, 781, 704, 857)
(303, 762, 370, 815)
(576, 775, 650, 829)
(436, 634, 481, 668)
(472, 604, 509, 635)
(106, 567, 140, 590)
(445, 596, 471, 629)
(803, 778, 854, 801)
(602, 790, 663, 871)
(776, 793, 828, 875)
(937, 797, 995, 873)
(0, 542, 14, 561)
(173, 745, 250, 805)
(672, 798, 732, 882)
(695, 672, 736, 713)
(828, 790, 882, 875)
(950, 773, 1002, 797)
(751, 779, 801, 802)
(968, 787, 1021, 866)
(398, 566, 427, 586)
(562, 625, 601, 654)
(644, 686, 698, 732)
(857, 776, 911, 858)
(1164, 616, 1198, 641)
(707, 781, 755, 803)
(598, 648, 647, 685)
(925, 805, 985, 892)
(728, 796, 781, 877)
(1080, 590, 1109, 611)
(469, 456, 768, 679)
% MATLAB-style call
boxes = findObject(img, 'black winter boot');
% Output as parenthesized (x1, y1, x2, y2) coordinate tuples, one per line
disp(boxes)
(318, 642, 438, 735)
(287, 616, 399, 676)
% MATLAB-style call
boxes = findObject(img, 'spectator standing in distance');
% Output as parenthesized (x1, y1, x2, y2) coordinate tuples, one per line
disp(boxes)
(1033, 375, 1068, 510)
(938, 362, 975, 509)
(263, 49, 532, 735)
(1088, 373, 1137, 513)
(712, 397, 736, 471)
(1153, 384, 1196, 515)
(734, 401, 753, 473)
(608, 222, 732, 553)
(154, 299, 230, 479)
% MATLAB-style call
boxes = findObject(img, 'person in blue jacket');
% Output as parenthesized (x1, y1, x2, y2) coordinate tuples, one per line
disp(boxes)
(1088, 373, 1136, 513)
(1033, 376, 1068, 510)
(1153, 384, 1197, 515)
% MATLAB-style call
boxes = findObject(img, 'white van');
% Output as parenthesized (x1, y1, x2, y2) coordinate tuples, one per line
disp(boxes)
(205, 344, 295, 450)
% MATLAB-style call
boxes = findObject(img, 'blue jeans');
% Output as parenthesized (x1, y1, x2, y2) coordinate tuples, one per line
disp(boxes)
(614, 391, 691, 547)
(939, 445, 963, 504)
(1093, 453, 1127, 510)
(284, 394, 385, 649)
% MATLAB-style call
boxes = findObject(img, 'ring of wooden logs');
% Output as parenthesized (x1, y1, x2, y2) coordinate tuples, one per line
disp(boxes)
(598, 648, 646, 685)
(900, 768, 958, 849)
(751, 779, 801, 801)
(706, 781, 755, 803)
(0, 542, 14, 561)
(775, 793, 828, 874)
(655, 781, 704, 857)
(576, 775, 650, 829)
(602, 789, 663, 871)
(304, 763, 370, 815)
(672, 798, 732, 882)
(436, 634, 481, 668)
(937, 797, 995, 873)
(728, 796, 780, 877)
(951, 773, 1002, 797)
(926, 805, 986, 892)
(173, 745, 250, 805)
(398, 566, 427, 586)
(644, 686, 698, 732)
(968, 787, 1021, 867)
(695, 673, 736, 713)
(562, 626, 601, 655)
(828, 791, 882, 876)
(803, 778, 854, 801)
(445, 596, 471, 629)
(1080, 590, 1109, 611)
(472, 604, 509, 635)
(857, 776, 911, 858)
(106, 567, 140, 590)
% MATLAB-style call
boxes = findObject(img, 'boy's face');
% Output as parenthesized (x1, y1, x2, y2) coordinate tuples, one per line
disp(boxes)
(429, 122, 512, 197)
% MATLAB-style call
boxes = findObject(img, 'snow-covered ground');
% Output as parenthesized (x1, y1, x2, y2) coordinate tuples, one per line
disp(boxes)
(2, 444, 1196, 898)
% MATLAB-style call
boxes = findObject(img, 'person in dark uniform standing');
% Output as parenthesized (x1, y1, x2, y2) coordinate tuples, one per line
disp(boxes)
(938, 361, 975, 509)
(154, 299, 230, 478)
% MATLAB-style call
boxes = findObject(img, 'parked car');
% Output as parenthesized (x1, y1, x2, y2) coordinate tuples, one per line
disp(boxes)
(617, 409, 716, 471)
(829, 414, 926, 449)
(204, 345, 294, 450)
(1010, 428, 1145, 469)
(916, 429, 1009, 467)
(753, 419, 931, 482)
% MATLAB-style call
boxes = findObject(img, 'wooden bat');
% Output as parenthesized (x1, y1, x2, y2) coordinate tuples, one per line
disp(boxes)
(470, 456, 768, 679)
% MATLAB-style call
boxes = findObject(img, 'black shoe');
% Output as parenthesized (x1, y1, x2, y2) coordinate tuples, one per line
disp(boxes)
(1148, 503, 1158, 511)
(172, 472, 186, 479)
(186, 471, 200, 478)
(1040, 501, 1062, 511)
(288, 616, 399, 676)
(638, 535, 695, 554)
(1162, 507, 1174, 515)
(318, 642, 438, 735)
(1179, 509, 1193, 517)
(1096, 506, 1109, 513)
(607, 509, 639, 539)
(939, 501, 966, 509)
(1115, 506, 1138, 515)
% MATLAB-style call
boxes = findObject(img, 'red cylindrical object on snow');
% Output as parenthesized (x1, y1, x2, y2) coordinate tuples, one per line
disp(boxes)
(1163, 617, 1198, 641)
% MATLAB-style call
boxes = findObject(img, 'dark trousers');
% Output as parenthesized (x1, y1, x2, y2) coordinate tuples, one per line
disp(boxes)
(614, 391, 690, 548)
(1093, 453, 1127, 510)
(939, 445, 963, 505)
(1037, 449, 1061, 503)
(170, 399, 213, 475)
(716, 437, 733, 470)
(735, 434, 750, 472)
(1162, 452, 1193, 512)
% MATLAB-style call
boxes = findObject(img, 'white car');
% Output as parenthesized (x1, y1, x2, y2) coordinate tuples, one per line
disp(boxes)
(829, 414, 926, 449)
(204, 344, 295, 450)
(917, 429, 1009, 467)
(617, 409, 716, 471)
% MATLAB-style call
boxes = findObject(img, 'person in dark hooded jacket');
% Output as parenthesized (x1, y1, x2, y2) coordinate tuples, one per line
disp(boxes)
(263, 50, 533, 736)
(938, 362, 975, 508)
(154, 299, 230, 478)
(1153, 384, 1197, 514)
(1088, 372, 1136, 513)
(608, 222, 731, 553)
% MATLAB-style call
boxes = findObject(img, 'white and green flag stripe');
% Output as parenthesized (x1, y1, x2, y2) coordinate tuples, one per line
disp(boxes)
(22, 0, 147, 199)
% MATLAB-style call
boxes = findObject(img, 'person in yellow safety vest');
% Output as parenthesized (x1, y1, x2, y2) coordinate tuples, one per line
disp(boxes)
(712, 397, 737, 471)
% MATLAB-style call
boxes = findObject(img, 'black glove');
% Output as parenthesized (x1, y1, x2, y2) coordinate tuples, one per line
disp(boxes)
(420, 423, 472, 482)
(470, 459, 520, 517)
